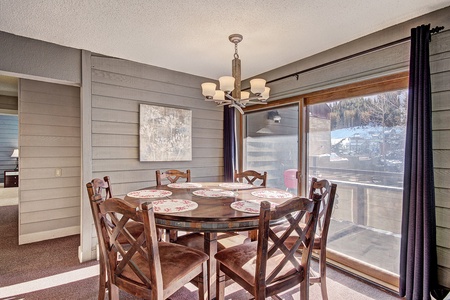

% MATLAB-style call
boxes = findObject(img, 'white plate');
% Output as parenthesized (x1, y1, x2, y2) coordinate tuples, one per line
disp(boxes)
(167, 183, 203, 188)
(231, 200, 278, 214)
(151, 199, 198, 213)
(193, 189, 237, 198)
(218, 182, 254, 189)
(251, 190, 293, 199)
(127, 189, 172, 198)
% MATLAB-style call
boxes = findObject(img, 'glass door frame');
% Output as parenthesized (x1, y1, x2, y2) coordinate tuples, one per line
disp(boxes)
(238, 100, 306, 195)
(240, 71, 409, 290)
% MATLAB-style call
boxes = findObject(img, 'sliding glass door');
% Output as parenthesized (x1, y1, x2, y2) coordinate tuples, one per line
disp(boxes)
(242, 73, 408, 288)
(243, 105, 299, 194)
(307, 89, 408, 283)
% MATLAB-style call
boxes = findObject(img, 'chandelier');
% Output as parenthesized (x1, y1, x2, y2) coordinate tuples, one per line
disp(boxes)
(201, 34, 270, 114)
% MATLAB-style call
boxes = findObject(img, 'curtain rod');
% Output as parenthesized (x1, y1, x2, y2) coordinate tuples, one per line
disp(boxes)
(265, 25, 445, 86)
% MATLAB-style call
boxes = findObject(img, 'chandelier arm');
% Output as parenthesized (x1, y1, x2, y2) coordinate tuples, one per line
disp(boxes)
(230, 103, 244, 114)
(216, 101, 231, 106)
(224, 93, 237, 101)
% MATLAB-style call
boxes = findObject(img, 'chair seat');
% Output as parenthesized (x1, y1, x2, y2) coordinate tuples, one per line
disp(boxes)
(175, 232, 249, 252)
(215, 241, 305, 290)
(121, 242, 208, 290)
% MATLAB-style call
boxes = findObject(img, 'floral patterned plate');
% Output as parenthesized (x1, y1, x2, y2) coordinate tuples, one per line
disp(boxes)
(192, 189, 237, 198)
(250, 190, 293, 199)
(218, 182, 254, 189)
(167, 183, 203, 188)
(151, 199, 198, 213)
(231, 200, 278, 214)
(127, 189, 172, 198)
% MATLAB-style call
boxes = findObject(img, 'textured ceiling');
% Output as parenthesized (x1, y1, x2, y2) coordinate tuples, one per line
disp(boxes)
(0, 1, 449, 80)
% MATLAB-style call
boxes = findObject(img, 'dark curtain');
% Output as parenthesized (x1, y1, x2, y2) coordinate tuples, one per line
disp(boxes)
(223, 106, 236, 182)
(400, 24, 438, 299)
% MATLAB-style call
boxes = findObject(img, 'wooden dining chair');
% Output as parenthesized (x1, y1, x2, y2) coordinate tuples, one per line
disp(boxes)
(156, 169, 191, 186)
(86, 178, 144, 300)
(234, 169, 268, 241)
(282, 176, 337, 300)
(155, 169, 192, 241)
(215, 196, 321, 300)
(305, 177, 337, 300)
(234, 169, 267, 187)
(92, 196, 209, 300)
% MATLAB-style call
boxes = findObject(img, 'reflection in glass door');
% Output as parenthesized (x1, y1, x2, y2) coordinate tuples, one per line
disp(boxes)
(307, 89, 408, 285)
(244, 105, 299, 194)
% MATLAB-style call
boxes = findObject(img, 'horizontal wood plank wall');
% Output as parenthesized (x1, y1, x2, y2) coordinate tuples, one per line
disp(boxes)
(90, 56, 223, 198)
(0, 114, 18, 182)
(19, 79, 81, 244)
(431, 30, 450, 289)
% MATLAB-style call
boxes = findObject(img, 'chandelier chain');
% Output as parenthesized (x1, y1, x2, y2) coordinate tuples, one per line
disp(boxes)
(234, 42, 239, 59)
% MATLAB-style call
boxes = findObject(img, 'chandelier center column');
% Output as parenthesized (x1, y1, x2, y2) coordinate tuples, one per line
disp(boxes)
(232, 56, 241, 99)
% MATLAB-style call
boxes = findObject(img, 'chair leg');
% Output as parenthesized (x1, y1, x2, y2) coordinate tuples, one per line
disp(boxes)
(319, 249, 328, 300)
(108, 284, 119, 300)
(198, 262, 208, 300)
(248, 229, 258, 241)
(169, 229, 178, 242)
(300, 278, 309, 300)
(216, 264, 225, 300)
(98, 254, 106, 300)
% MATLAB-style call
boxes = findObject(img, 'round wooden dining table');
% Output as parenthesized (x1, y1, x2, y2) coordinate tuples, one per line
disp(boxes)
(124, 182, 296, 300)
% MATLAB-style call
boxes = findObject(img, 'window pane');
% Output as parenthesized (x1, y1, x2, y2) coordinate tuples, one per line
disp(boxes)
(245, 105, 298, 193)
(307, 89, 408, 275)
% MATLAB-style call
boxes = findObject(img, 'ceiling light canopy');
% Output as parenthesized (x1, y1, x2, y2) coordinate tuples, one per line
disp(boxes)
(201, 34, 270, 114)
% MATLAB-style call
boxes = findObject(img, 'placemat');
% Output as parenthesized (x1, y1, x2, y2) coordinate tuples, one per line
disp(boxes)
(231, 200, 278, 214)
(250, 190, 293, 199)
(127, 189, 172, 198)
(218, 182, 254, 189)
(167, 183, 203, 188)
(192, 189, 237, 198)
(151, 199, 198, 213)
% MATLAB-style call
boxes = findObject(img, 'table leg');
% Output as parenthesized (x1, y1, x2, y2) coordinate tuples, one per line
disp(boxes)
(204, 232, 217, 300)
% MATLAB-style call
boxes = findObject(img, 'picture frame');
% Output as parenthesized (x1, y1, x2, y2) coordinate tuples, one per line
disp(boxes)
(139, 104, 192, 161)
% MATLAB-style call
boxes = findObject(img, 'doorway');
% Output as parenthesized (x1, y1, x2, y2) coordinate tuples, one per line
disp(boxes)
(0, 75, 19, 207)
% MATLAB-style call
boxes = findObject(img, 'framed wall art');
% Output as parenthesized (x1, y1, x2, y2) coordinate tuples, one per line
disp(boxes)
(139, 104, 192, 161)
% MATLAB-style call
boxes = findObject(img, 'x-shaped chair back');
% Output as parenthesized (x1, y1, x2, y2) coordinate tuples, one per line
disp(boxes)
(156, 169, 191, 186)
(98, 197, 163, 298)
(255, 196, 321, 298)
(234, 169, 267, 187)
(307, 177, 337, 239)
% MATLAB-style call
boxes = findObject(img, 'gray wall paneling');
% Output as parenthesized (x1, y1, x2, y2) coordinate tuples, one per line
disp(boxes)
(19, 79, 81, 244)
(78, 54, 223, 261)
(431, 29, 450, 288)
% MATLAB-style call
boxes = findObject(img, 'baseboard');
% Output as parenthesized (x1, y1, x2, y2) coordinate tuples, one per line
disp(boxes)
(19, 225, 80, 245)
(78, 244, 98, 263)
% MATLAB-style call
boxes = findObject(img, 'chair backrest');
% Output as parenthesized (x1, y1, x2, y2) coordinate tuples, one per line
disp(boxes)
(95, 196, 163, 299)
(255, 196, 321, 295)
(88, 176, 113, 200)
(308, 177, 337, 240)
(234, 169, 267, 187)
(155, 169, 191, 186)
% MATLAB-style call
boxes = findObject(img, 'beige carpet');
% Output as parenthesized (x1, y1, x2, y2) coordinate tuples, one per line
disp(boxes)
(0, 184, 18, 206)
